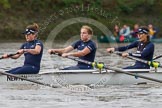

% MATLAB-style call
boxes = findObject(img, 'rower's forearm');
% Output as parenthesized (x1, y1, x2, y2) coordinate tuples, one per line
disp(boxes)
(53, 49, 68, 54)
(70, 52, 85, 57)
(10, 54, 21, 59)
(24, 49, 40, 55)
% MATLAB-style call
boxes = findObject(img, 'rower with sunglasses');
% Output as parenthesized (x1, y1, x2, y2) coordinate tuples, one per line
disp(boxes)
(107, 27, 154, 69)
(2, 23, 43, 74)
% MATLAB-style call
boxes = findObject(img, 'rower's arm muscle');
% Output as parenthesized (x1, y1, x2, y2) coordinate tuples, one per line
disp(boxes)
(25, 45, 42, 55)
(10, 53, 22, 59)
(55, 46, 74, 54)
(72, 47, 90, 57)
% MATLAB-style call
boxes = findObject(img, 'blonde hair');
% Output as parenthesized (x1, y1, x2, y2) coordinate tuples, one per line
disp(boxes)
(81, 25, 93, 35)
(27, 23, 39, 32)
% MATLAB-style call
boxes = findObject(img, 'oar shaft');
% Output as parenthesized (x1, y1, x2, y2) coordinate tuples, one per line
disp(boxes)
(153, 54, 162, 60)
(114, 52, 162, 68)
(114, 51, 148, 63)
(105, 67, 162, 83)
(0, 71, 56, 88)
(127, 56, 162, 68)
(51, 53, 92, 65)
(126, 55, 148, 64)
(68, 56, 92, 65)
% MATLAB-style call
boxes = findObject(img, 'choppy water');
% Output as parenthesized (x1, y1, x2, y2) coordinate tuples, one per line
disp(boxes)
(1, 42, 162, 108)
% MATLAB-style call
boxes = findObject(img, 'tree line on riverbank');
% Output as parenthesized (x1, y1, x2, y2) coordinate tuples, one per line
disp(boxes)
(0, 0, 162, 41)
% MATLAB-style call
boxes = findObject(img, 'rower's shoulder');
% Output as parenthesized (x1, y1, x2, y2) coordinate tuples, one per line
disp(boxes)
(148, 41, 155, 46)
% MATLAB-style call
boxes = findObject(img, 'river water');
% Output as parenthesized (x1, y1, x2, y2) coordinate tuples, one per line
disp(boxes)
(0, 42, 162, 108)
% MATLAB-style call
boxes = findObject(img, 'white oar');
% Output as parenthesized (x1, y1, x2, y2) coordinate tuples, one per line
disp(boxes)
(52, 53, 162, 83)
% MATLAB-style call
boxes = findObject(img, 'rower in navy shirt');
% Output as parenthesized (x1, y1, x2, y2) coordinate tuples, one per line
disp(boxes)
(70, 39, 96, 69)
(107, 27, 154, 69)
(2, 23, 43, 74)
(48, 25, 97, 70)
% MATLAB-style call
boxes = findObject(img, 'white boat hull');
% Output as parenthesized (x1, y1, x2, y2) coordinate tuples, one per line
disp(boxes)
(0, 69, 162, 87)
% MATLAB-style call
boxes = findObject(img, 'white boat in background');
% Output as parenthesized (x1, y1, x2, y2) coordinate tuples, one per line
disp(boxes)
(0, 68, 162, 87)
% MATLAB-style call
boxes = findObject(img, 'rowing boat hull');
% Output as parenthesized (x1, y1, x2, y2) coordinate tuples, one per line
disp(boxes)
(0, 69, 162, 87)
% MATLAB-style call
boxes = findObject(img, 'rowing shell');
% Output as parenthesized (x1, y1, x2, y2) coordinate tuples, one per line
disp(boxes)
(0, 69, 162, 87)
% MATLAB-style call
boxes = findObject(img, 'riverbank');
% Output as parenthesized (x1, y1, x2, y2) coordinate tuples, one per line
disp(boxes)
(0, 0, 162, 41)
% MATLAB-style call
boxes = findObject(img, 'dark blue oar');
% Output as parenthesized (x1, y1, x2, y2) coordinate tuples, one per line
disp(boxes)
(52, 53, 162, 83)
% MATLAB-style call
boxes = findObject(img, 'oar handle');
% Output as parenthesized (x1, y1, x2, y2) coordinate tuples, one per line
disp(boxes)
(52, 52, 105, 70)
(7, 52, 19, 57)
(51, 52, 92, 65)
(0, 52, 19, 60)
(50, 52, 62, 56)
(114, 51, 122, 56)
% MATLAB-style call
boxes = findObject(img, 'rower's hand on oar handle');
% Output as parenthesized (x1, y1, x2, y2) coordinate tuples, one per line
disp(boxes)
(48, 49, 62, 56)
(1, 54, 9, 59)
(17, 49, 24, 54)
(1, 52, 19, 59)
(48, 49, 60, 55)
(48, 49, 55, 54)
(62, 53, 71, 58)
(114, 52, 128, 57)
(121, 52, 129, 58)
(106, 48, 115, 53)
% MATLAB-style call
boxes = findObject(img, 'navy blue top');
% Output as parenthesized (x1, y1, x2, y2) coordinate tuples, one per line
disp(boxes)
(71, 40, 97, 68)
(115, 41, 154, 67)
(20, 39, 43, 68)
